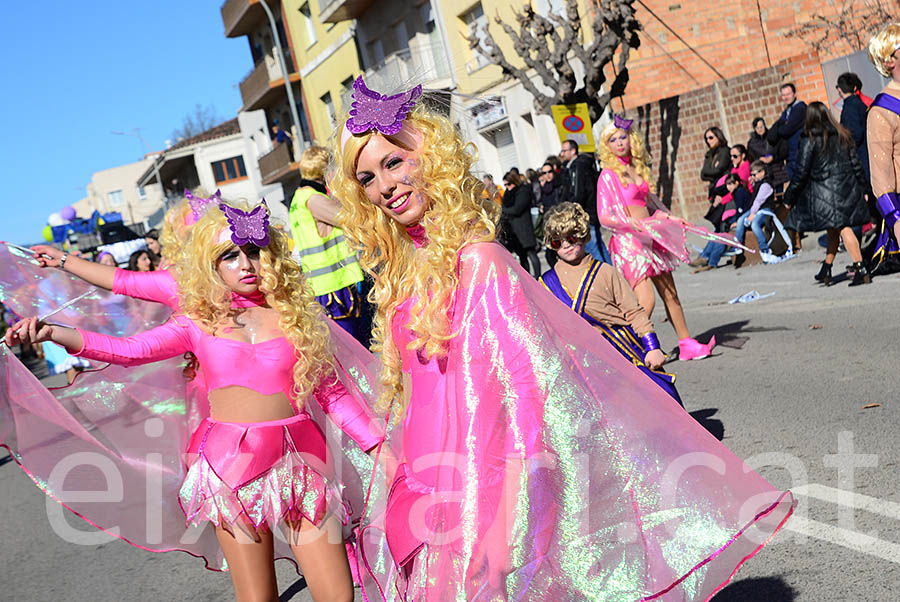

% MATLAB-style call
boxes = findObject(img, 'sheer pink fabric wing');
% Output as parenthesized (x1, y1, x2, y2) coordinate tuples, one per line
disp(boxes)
(0, 321, 382, 573)
(0, 243, 172, 336)
(358, 242, 793, 601)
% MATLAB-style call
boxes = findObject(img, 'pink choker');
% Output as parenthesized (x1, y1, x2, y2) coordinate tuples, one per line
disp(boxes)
(406, 224, 428, 248)
(617, 155, 632, 166)
(231, 290, 267, 308)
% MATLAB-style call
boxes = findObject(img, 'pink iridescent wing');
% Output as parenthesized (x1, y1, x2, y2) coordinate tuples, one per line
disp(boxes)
(346, 76, 423, 136)
(219, 201, 270, 247)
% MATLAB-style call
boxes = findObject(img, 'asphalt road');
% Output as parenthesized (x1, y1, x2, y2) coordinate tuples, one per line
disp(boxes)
(2, 240, 899, 601)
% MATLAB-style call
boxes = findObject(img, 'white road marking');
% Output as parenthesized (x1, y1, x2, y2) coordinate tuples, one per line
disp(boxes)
(785, 484, 900, 564)
(793, 484, 900, 521)
(784, 515, 900, 565)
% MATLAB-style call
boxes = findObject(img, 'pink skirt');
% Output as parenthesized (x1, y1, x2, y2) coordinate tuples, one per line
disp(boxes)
(178, 414, 349, 531)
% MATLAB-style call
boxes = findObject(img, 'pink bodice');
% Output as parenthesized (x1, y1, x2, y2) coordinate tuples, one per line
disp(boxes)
(390, 297, 447, 479)
(622, 180, 650, 207)
(73, 316, 381, 451)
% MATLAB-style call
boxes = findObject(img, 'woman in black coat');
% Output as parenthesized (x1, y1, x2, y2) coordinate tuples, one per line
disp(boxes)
(783, 101, 871, 286)
(700, 127, 731, 201)
(747, 117, 789, 187)
(500, 171, 541, 277)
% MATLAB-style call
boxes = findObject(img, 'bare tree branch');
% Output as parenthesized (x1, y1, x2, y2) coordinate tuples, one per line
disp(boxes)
(466, 0, 641, 122)
(785, 0, 896, 55)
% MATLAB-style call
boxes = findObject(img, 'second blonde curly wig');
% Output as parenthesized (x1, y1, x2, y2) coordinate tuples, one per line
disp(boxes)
(598, 127, 656, 194)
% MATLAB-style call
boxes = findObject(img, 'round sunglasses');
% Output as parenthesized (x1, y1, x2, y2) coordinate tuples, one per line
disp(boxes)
(548, 234, 584, 249)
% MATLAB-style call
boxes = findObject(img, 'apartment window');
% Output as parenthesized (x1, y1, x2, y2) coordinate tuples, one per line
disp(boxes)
(299, 3, 317, 47)
(321, 91, 336, 125)
(462, 3, 490, 70)
(211, 156, 248, 184)
(108, 189, 124, 207)
(137, 185, 147, 200)
(340, 76, 355, 110)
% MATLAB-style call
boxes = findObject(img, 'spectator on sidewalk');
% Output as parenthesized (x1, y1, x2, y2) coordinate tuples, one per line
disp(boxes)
(558, 139, 611, 264)
(733, 161, 794, 266)
(783, 101, 871, 286)
(500, 171, 541, 277)
(127, 249, 154, 272)
(747, 117, 789, 188)
(539, 161, 562, 267)
(693, 174, 753, 271)
(836, 72, 871, 179)
(767, 83, 807, 181)
(481, 174, 503, 206)
(701, 127, 730, 204)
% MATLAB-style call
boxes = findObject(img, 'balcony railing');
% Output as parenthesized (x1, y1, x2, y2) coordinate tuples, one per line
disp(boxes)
(319, 0, 377, 23)
(258, 143, 294, 185)
(221, 0, 263, 37)
(239, 54, 295, 111)
(363, 45, 451, 93)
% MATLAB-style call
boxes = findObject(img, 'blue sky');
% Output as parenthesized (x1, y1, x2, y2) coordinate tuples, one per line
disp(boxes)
(0, 2, 248, 245)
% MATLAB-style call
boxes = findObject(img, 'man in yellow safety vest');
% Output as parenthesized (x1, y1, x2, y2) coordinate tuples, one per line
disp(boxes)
(287, 146, 367, 344)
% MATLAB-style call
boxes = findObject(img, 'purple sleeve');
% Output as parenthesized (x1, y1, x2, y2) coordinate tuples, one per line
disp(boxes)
(313, 373, 384, 452)
(112, 269, 180, 310)
(749, 182, 773, 214)
(72, 318, 192, 367)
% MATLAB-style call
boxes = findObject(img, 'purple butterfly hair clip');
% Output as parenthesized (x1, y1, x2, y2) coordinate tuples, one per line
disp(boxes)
(613, 114, 634, 132)
(346, 76, 423, 136)
(184, 189, 222, 225)
(219, 201, 270, 248)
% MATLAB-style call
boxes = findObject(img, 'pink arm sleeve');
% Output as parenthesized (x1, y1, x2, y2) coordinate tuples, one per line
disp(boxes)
(72, 318, 192, 367)
(313, 373, 384, 452)
(112, 269, 180, 310)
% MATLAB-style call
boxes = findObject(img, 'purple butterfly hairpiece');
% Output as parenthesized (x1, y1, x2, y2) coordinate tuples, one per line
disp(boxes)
(184, 189, 222, 225)
(613, 114, 634, 131)
(346, 76, 423, 136)
(219, 201, 271, 248)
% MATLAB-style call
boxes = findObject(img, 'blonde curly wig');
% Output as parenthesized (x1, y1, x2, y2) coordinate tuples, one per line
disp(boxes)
(868, 23, 900, 78)
(176, 200, 333, 405)
(598, 127, 656, 194)
(329, 108, 497, 420)
(158, 188, 216, 269)
(543, 202, 590, 248)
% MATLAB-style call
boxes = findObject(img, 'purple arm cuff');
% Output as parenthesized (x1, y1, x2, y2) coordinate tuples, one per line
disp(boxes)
(875, 193, 900, 228)
(641, 332, 661, 352)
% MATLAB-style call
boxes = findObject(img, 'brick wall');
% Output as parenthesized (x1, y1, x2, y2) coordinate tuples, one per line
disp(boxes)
(609, 0, 880, 109)
(628, 54, 823, 222)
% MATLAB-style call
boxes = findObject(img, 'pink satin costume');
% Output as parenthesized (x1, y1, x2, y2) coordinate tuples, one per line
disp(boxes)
(356, 240, 793, 602)
(71, 316, 382, 531)
(597, 169, 691, 287)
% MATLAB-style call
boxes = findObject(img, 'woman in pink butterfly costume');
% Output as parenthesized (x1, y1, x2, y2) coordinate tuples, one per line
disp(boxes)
(597, 117, 716, 361)
(7, 199, 384, 602)
(329, 76, 794, 601)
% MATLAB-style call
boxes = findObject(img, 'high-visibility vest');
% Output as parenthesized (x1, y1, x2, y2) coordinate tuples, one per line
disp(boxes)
(288, 187, 363, 296)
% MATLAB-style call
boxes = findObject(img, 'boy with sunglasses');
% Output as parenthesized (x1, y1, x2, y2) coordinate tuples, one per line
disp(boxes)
(539, 203, 681, 404)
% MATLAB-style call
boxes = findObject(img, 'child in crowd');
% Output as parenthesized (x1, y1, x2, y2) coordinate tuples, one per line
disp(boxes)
(540, 203, 681, 404)
(733, 160, 794, 267)
(692, 174, 752, 270)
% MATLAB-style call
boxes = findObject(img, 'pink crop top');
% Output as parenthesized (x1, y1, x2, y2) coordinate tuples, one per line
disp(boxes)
(622, 180, 650, 208)
(72, 316, 381, 451)
(112, 268, 180, 310)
